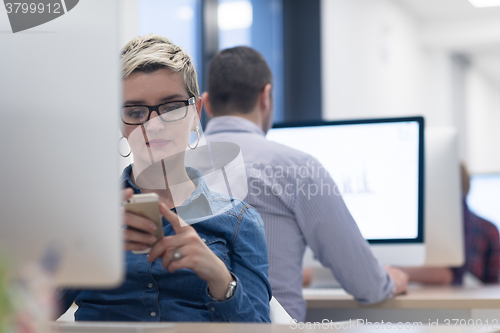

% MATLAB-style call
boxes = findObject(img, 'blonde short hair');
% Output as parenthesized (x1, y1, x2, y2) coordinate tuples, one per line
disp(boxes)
(120, 34, 199, 98)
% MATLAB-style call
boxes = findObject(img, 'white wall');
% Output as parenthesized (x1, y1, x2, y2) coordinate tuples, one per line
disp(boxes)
(320, 0, 500, 173)
(321, 0, 445, 124)
(118, 0, 138, 173)
(466, 68, 500, 173)
(119, 0, 139, 48)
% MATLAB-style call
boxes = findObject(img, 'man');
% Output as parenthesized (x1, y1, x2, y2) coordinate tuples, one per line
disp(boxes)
(457, 164, 500, 284)
(202, 46, 408, 321)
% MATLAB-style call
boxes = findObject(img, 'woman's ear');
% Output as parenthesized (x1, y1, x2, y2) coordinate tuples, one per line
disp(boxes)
(194, 96, 203, 129)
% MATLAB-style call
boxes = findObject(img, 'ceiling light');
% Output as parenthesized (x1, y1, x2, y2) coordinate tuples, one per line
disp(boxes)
(468, 0, 500, 8)
(218, 1, 253, 31)
(176, 7, 194, 21)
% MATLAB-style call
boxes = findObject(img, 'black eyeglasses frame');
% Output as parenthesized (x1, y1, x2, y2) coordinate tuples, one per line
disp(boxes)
(122, 97, 196, 125)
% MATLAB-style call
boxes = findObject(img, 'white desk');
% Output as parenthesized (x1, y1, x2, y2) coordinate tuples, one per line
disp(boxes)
(304, 285, 500, 323)
(51, 322, 500, 333)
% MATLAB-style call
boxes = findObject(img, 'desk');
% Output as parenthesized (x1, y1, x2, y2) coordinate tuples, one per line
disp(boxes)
(304, 285, 500, 323)
(51, 322, 500, 333)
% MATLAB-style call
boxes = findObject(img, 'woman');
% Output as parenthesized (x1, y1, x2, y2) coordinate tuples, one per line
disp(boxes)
(58, 34, 271, 322)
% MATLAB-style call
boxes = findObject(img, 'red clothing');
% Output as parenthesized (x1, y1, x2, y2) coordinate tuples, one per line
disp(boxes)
(453, 201, 500, 284)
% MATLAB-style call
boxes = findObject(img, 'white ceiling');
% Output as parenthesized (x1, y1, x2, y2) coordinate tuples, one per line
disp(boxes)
(398, 0, 500, 23)
(397, 0, 500, 83)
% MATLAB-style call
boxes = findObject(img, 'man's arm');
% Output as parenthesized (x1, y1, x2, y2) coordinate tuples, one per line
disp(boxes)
(303, 266, 409, 293)
(293, 159, 406, 304)
(397, 267, 452, 285)
(385, 266, 410, 292)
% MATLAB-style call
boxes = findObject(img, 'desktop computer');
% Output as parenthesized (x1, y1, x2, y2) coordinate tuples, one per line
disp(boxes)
(468, 174, 500, 229)
(424, 127, 464, 266)
(0, 0, 123, 287)
(267, 117, 426, 266)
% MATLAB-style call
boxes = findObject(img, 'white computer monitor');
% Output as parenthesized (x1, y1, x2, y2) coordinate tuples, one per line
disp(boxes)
(267, 117, 425, 266)
(424, 127, 464, 266)
(468, 174, 500, 229)
(0, 0, 123, 287)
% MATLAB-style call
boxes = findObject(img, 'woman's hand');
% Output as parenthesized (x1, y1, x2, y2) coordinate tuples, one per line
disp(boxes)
(122, 188, 159, 252)
(147, 202, 234, 300)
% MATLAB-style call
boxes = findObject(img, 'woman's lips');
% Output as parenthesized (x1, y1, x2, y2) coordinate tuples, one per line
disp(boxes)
(146, 139, 171, 148)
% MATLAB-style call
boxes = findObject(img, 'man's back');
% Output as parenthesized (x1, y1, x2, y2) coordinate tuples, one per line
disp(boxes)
(204, 116, 395, 321)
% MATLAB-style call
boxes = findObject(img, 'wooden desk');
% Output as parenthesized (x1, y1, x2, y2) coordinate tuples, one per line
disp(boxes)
(54, 286, 500, 331)
(304, 285, 500, 323)
(51, 322, 500, 333)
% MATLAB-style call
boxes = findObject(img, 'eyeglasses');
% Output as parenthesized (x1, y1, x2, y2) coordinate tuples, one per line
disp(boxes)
(122, 97, 196, 125)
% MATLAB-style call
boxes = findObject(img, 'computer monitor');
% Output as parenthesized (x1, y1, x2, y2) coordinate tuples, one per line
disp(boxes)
(267, 117, 425, 266)
(424, 128, 464, 266)
(468, 174, 500, 230)
(0, 0, 123, 287)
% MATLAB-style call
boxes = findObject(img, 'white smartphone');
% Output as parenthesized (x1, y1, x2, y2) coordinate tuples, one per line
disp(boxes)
(123, 193, 164, 254)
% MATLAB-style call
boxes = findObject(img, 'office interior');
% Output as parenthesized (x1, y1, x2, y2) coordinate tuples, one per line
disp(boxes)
(120, 0, 500, 224)
(1, 0, 500, 331)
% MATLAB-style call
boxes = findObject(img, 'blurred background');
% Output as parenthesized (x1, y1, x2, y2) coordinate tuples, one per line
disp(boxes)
(119, 0, 500, 227)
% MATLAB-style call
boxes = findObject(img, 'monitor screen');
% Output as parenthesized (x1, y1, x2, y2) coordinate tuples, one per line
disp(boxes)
(468, 173, 500, 229)
(267, 117, 424, 243)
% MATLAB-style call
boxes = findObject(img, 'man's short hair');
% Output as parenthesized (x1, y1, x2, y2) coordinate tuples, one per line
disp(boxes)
(121, 33, 199, 98)
(207, 46, 272, 115)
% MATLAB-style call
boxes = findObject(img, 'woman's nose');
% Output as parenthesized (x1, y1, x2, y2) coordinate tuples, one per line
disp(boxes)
(145, 111, 165, 131)
(150, 110, 158, 119)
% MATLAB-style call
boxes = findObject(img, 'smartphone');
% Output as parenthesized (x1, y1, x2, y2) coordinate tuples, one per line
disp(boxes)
(123, 193, 164, 254)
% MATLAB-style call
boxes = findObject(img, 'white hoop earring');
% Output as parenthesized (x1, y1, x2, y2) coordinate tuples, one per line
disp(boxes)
(119, 136, 131, 157)
(188, 126, 200, 150)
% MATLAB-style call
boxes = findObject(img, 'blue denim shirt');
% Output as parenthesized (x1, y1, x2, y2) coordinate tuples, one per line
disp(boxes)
(59, 165, 271, 322)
